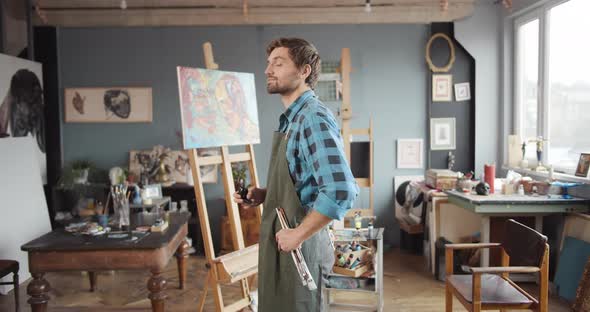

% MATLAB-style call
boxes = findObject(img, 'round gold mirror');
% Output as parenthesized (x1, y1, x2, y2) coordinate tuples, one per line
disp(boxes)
(425, 33, 455, 73)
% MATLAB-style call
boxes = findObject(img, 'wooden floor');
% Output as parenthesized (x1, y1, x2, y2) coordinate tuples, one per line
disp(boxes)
(0, 249, 571, 311)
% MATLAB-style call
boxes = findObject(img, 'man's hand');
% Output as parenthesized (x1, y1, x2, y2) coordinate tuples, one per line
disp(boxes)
(275, 210, 333, 253)
(275, 228, 303, 253)
(232, 187, 266, 209)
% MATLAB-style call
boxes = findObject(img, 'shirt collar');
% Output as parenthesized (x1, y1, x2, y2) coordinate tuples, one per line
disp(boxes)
(280, 90, 316, 125)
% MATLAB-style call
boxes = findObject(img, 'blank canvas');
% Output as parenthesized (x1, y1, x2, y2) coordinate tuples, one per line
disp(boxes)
(0, 137, 51, 294)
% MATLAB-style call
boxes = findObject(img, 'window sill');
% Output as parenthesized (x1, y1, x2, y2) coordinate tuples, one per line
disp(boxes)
(502, 165, 590, 184)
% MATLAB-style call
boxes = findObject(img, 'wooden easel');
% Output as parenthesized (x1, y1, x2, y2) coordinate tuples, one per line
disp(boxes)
(187, 42, 263, 312)
(338, 48, 374, 220)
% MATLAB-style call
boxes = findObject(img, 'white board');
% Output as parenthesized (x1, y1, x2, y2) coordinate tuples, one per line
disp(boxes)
(0, 137, 51, 294)
(0, 53, 46, 184)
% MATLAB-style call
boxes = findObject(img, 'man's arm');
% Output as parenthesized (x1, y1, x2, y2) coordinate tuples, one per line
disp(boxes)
(276, 210, 331, 252)
(276, 108, 358, 252)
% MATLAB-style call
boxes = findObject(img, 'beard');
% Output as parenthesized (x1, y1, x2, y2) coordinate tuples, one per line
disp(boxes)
(266, 74, 300, 95)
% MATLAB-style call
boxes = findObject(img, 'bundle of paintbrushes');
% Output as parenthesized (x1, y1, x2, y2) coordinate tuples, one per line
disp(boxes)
(111, 183, 130, 229)
(275, 207, 317, 290)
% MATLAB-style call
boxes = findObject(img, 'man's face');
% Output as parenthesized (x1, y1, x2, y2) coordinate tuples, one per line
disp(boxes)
(265, 47, 304, 95)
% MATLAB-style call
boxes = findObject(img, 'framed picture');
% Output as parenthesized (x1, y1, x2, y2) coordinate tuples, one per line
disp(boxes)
(432, 74, 452, 102)
(397, 139, 424, 169)
(454, 82, 471, 101)
(575, 153, 590, 177)
(143, 184, 162, 199)
(430, 118, 456, 150)
(64, 87, 152, 123)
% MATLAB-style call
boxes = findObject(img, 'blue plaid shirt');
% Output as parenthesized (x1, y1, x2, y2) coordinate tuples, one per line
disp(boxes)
(278, 90, 359, 220)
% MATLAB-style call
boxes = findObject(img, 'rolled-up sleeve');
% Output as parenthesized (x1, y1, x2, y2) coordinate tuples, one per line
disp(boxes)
(299, 111, 359, 220)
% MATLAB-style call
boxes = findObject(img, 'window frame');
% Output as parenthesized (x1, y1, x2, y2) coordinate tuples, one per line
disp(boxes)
(512, 0, 580, 171)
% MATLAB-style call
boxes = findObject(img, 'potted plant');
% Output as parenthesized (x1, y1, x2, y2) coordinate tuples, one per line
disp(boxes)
(72, 160, 93, 184)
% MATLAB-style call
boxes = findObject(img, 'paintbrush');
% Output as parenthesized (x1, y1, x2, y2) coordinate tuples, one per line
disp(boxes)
(275, 207, 317, 290)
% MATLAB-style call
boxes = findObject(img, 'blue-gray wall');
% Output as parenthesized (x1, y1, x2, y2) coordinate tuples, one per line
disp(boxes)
(58, 25, 429, 247)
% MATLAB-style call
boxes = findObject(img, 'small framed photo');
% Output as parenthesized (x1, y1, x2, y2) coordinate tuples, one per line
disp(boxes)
(430, 118, 456, 150)
(143, 184, 163, 199)
(575, 153, 590, 177)
(454, 82, 471, 101)
(432, 75, 452, 102)
(397, 139, 424, 169)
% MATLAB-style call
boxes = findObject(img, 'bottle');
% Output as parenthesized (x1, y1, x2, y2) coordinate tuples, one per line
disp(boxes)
(349, 257, 361, 269)
(237, 178, 252, 204)
(517, 184, 525, 196)
(354, 211, 362, 231)
(367, 219, 374, 237)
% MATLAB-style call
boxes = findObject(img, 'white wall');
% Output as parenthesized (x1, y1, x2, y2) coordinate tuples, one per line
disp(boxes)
(455, 0, 504, 176)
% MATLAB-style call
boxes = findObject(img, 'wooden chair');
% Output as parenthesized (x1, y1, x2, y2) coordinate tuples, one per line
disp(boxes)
(445, 219, 549, 312)
(0, 260, 19, 312)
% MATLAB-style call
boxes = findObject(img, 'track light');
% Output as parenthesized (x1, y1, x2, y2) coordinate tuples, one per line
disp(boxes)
(120, 0, 127, 10)
(365, 0, 371, 13)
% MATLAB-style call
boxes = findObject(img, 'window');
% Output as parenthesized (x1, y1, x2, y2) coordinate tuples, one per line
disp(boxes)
(514, 0, 590, 174)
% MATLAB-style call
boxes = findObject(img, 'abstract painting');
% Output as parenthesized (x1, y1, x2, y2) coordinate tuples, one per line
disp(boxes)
(177, 67, 260, 149)
(64, 87, 152, 123)
(0, 53, 46, 184)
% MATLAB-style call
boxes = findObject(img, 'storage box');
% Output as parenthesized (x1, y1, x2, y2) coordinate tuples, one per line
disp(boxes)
(426, 169, 458, 190)
(333, 243, 372, 277)
(332, 263, 370, 277)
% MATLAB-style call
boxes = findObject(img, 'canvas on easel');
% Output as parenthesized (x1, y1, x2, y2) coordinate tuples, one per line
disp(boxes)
(177, 67, 260, 148)
(177, 42, 262, 312)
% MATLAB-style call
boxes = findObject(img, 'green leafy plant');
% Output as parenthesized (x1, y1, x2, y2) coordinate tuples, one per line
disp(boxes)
(57, 160, 100, 190)
(231, 162, 248, 188)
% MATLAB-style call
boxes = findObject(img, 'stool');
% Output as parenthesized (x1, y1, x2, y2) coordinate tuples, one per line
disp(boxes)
(0, 260, 19, 312)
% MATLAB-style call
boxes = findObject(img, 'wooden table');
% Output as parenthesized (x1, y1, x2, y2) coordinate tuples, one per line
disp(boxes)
(445, 190, 590, 267)
(21, 211, 191, 312)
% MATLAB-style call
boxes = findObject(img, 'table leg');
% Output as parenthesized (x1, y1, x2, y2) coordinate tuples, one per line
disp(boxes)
(175, 238, 190, 289)
(27, 273, 50, 312)
(480, 216, 491, 267)
(148, 269, 167, 312)
(88, 271, 97, 292)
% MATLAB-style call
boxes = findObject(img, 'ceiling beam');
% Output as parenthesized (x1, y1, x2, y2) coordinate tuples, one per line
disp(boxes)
(37, 0, 474, 9)
(33, 3, 475, 26)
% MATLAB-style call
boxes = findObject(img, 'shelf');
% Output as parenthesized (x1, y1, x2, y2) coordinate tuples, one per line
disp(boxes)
(327, 302, 379, 311)
(326, 285, 376, 293)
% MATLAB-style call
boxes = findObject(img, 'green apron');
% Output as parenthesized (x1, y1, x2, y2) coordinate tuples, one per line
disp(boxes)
(258, 129, 334, 312)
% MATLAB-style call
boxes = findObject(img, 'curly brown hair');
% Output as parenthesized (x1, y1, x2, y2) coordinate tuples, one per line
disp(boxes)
(266, 37, 321, 89)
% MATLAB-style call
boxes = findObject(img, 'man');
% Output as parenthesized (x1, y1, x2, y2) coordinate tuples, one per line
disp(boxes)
(233, 38, 358, 311)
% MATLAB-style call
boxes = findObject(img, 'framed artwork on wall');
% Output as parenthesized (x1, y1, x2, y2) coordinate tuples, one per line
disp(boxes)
(397, 139, 424, 169)
(575, 153, 590, 178)
(64, 87, 152, 123)
(432, 75, 452, 102)
(430, 118, 456, 150)
(454, 82, 471, 101)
